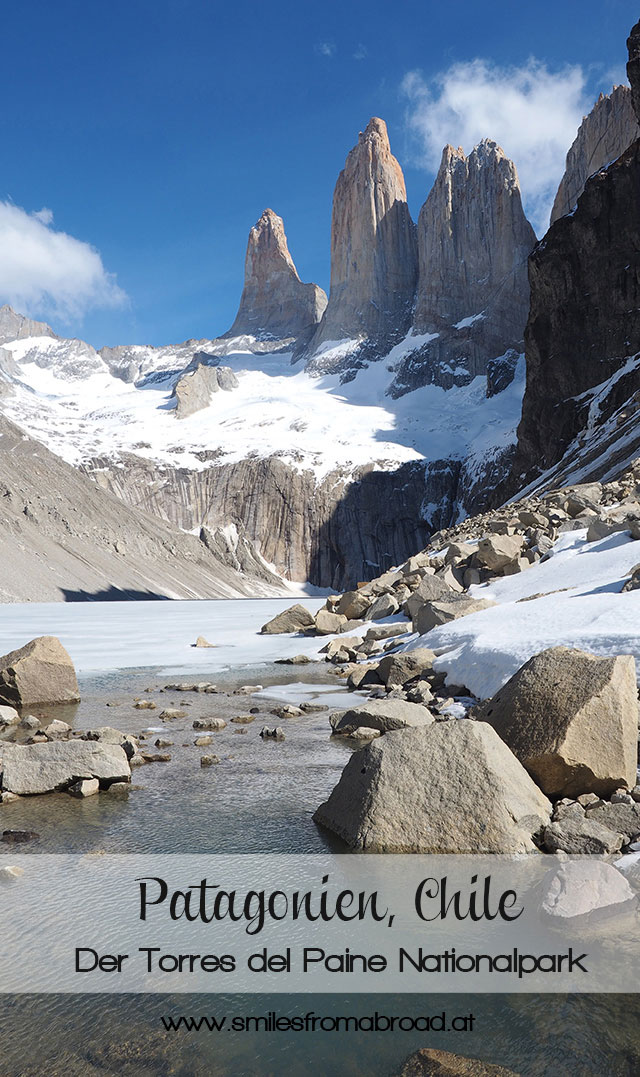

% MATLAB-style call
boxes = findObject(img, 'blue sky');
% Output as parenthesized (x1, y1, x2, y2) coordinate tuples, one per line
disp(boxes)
(0, 0, 635, 346)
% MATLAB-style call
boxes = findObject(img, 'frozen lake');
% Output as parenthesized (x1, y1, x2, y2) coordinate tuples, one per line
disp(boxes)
(0, 596, 327, 674)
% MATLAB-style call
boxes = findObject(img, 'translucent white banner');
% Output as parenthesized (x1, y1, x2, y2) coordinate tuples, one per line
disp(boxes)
(0, 854, 637, 993)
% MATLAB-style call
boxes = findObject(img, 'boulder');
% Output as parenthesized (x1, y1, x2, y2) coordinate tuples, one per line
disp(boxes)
(314, 609, 347, 635)
(68, 778, 100, 799)
(414, 595, 496, 635)
(336, 590, 371, 620)
(540, 861, 636, 920)
(542, 816, 624, 855)
(193, 636, 215, 648)
(586, 801, 640, 840)
(396, 1048, 520, 1077)
(475, 534, 526, 572)
(477, 647, 638, 798)
(365, 623, 409, 641)
(329, 699, 434, 736)
(0, 705, 19, 729)
(376, 647, 436, 687)
(314, 722, 551, 852)
(260, 605, 315, 634)
(82, 727, 138, 759)
(0, 741, 130, 795)
(405, 574, 455, 621)
(0, 636, 79, 707)
(364, 593, 400, 621)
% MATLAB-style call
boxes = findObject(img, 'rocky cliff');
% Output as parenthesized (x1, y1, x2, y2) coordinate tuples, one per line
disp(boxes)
(83, 452, 432, 590)
(0, 416, 285, 601)
(551, 85, 639, 224)
(224, 208, 326, 342)
(510, 21, 640, 494)
(389, 140, 536, 396)
(0, 305, 56, 345)
(306, 118, 417, 368)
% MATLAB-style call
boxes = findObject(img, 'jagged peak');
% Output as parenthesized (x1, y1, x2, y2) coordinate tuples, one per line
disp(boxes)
(359, 116, 389, 145)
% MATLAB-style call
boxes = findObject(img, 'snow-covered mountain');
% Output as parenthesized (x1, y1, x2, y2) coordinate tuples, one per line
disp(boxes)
(0, 312, 524, 589)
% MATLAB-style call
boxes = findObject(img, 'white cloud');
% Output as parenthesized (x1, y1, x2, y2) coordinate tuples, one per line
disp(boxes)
(0, 201, 127, 322)
(402, 59, 591, 235)
(353, 44, 367, 61)
(315, 41, 336, 58)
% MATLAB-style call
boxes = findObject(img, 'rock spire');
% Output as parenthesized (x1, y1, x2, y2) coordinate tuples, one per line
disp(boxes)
(308, 118, 418, 353)
(225, 208, 326, 341)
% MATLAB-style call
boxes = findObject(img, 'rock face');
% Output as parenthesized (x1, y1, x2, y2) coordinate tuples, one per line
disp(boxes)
(0, 741, 130, 795)
(173, 358, 238, 419)
(512, 28, 640, 489)
(90, 453, 431, 590)
(397, 1048, 520, 1077)
(307, 118, 417, 360)
(0, 305, 56, 345)
(0, 636, 79, 707)
(0, 415, 285, 602)
(224, 209, 326, 341)
(313, 722, 551, 852)
(477, 647, 638, 798)
(390, 140, 536, 396)
(551, 85, 639, 224)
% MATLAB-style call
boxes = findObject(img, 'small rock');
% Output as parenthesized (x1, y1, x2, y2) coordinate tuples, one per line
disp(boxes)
(68, 777, 100, 798)
(271, 705, 302, 720)
(154, 738, 173, 748)
(193, 718, 226, 731)
(200, 755, 221, 767)
(231, 715, 256, 725)
(194, 735, 214, 746)
(192, 636, 215, 648)
(2, 830, 39, 844)
(140, 752, 172, 763)
(159, 709, 187, 721)
(260, 726, 285, 741)
(234, 685, 263, 695)
(134, 700, 156, 710)
(274, 654, 311, 665)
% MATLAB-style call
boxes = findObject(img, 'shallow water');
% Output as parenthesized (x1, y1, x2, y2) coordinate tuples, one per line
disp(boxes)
(0, 663, 353, 855)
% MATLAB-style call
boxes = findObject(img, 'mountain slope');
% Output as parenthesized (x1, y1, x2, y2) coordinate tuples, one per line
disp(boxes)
(0, 414, 286, 601)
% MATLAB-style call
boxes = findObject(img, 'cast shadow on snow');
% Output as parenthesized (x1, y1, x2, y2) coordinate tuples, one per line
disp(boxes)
(60, 586, 170, 603)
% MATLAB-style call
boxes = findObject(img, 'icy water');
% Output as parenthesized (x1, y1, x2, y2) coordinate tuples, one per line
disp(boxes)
(1, 600, 639, 1075)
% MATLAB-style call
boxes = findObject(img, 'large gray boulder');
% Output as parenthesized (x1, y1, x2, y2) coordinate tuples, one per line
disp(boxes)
(0, 741, 130, 795)
(0, 636, 79, 707)
(414, 594, 496, 635)
(405, 574, 455, 621)
(376, 648, 436, 687)
(260, 604, 315, 634)
(329, 699, 434, 736)
(540, 861, 636, 920)
(314, 722, 551, 852)
(477, 647, 638, 798)
(475, 534, 526, 572)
